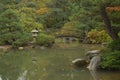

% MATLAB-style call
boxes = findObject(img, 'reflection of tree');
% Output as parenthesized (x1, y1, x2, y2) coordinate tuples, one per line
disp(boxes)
(17, 70, 28, 80)
(0, 59, 22, 80)
(0, 51, 31, 80)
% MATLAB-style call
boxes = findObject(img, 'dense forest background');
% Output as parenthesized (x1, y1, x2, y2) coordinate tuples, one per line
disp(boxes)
(0, 0, 120, 46)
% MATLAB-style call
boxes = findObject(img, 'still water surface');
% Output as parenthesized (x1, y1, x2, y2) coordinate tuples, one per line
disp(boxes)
(0, 44, 119, 80)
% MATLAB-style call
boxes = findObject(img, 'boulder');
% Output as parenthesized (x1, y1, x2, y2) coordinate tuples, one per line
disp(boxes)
(40, 46, 45, 50)
(18, 47, 24, 50)
(87, 55, 101, 70)
(72, 58, 87, 67)
(86, 50, 100, 55)
(85, 50, 100, 62)
(72, 50, 101, 70)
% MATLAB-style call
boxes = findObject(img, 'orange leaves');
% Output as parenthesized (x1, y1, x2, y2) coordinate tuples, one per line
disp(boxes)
(37, 7, 50, 14)
(87, 29, 111, 43)
(106, 6, 120, 12)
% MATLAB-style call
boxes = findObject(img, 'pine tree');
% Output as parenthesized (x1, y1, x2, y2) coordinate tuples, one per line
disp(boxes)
(0, 9, 23, 45)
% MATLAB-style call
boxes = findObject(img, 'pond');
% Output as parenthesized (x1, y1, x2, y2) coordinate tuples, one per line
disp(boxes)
(0, 44, 119, 80)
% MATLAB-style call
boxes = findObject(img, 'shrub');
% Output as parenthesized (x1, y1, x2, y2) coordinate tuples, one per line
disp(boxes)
(87, 29, 111, 44)
(108, 39, 120, 51)
(12, 33, 32, 47)
(27, 2, 37, 8)
(36, 33, 55, 47)
(0, 39, 5, 45)
(100, 51, 120, 70)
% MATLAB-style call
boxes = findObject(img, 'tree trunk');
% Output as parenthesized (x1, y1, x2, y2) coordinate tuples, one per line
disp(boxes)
(100, 6, 119, 40)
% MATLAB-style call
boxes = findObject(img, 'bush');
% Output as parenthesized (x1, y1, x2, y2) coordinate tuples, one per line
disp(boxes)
(100, 51, 120, 70)
(87, 29, 111, 43)
(27, 2, 37, 8)
(0, 39, 5, 45)
(36, 33, 55, 47)
(108, 39, 120, 51)
(12, 33, 32, 47)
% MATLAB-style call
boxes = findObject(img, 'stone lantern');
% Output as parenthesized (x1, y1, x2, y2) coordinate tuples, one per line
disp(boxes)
(31, 29, 38, 37)
(31, 29, 39, 43)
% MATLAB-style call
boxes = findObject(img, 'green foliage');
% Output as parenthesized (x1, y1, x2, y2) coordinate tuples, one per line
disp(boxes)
(36, 33, 55, 47)
(18, 7, 43, 32)
(0, 9, 24, 45)
(108, 39, 120, 51)
(39, 0, 70, 29)
(0, 39, 5, 45)
(0, 3, 4, 13)
(0, 0, 119, 46)
(68, 0, 103, 31)
(12, 33, 32, 47)
(68, 0, 120, 40)
(26, 2, 37, 8)
(87, 29, 111, 43)
(100, 51, 120, 70)
(58, 21, 81, 36)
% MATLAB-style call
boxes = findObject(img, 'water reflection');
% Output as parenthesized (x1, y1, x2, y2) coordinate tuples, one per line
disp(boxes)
(0, 44, 120, 80)
(17, 70, 28, 80)
(0, 76, 2, 80)
(89, 70, 101, 80)
(68, 67, 93, 80)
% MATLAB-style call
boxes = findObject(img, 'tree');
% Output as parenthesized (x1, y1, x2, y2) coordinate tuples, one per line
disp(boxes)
(38, 0, 71, 29)
(18, 7, 43, 32)
(97, 0, 120, 40)
(65, 0, 101, 40)
(0, 9, 23, 45)
(68, 0, 120, 40)
(56, 21, 81, 37)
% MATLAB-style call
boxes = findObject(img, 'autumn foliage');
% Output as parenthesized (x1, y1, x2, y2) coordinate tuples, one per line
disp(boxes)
(87, 29, 111, 43)
(37, 7, 50, 14)
(106, 6, 120, 12)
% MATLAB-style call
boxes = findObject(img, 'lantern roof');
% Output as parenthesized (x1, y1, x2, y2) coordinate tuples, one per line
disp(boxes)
(31, 29, 39, 33)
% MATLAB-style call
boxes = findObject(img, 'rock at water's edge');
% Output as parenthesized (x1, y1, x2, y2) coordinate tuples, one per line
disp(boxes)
(85, 50, 100, 62)
(72, 58, 87, 67)
(87, 55, 101, 70)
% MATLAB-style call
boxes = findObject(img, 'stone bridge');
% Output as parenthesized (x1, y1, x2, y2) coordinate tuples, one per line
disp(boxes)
(55, 35, 84, 43)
